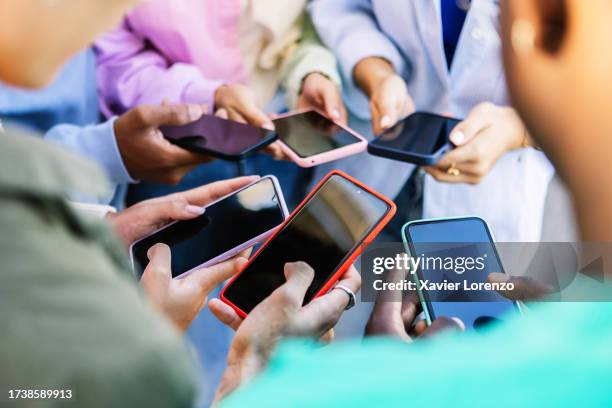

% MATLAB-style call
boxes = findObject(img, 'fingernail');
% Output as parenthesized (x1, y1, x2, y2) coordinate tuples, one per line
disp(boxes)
(380, 115, 391, 129)
(451, 317, 466, 331)
(186, 205, 205, 215)
(187, 104, 204, 121)
(264, 120, 275, 131)
(450, 131, 465, 145)
(332, 109, 341, 119)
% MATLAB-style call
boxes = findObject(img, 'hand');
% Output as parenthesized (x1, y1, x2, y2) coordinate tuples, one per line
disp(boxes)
(353, 57, 415, 136)
(364, 268, 464, 341)
(211, 263, 360, 402)
(107, 176, 259, 246)
(114, 104, 214, 184)
(425, 103, 526, 184)
(487, 272, 555, 302)
(297, 72, 348, 126)
(141, 244, 249, 332)
(213, 84, 285, 159)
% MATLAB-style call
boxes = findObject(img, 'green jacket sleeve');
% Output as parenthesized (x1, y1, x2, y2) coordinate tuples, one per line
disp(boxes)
(0, 130, 197, 408)
(281, 12, 342, 109)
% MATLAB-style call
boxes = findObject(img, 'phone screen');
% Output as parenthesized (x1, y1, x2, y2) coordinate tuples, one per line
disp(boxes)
(273, 110, 362, 157)
(224, 174, 391, 314)
(161, 114, 275, 157)
(405, 217, 517, 330)
(131, 178, 285, 278)
(371, 112, 460, 155)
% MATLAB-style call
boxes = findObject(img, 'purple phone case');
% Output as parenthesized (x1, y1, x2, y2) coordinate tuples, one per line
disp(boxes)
(129, 175, 289, 279)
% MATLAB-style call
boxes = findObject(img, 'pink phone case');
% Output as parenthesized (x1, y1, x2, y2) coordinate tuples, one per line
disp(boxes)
(274, 108, 367, 168)
(128, 175, 289, 280)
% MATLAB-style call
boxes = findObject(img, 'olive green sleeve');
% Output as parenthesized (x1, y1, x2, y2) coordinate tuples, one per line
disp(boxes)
(281, 12, 342, 109)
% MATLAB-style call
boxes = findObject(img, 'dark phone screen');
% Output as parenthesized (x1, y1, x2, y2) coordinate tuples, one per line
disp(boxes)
(131, 178, 285, 278)
(405, 218, 517, 330)
(371, 112, 460, 155)
(224, 174, 391, 314)
(161, 114, 275, 156)
(273, 110, 362, 157)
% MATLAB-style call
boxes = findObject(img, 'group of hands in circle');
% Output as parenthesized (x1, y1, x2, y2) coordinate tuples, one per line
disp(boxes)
(105, 57, 540, 402)
(113, 57, 531, 190)
(108, 176, 552, 403)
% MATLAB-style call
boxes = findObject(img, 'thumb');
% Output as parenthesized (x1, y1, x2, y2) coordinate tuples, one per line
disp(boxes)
(141, 243, 173, 290)
(188, 256, 248, 292)
(448, 105, 491, 146)
(132, 104, 205, 128)
(487, 272, 554, 301)
(320, 84, 342, 122)
(273, 262, 315, 309)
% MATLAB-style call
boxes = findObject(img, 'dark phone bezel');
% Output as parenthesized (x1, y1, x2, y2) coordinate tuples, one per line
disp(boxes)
(367, 112, 461, 166)
(401, 217, 519, 323)
(161, 116, 278, 161)
(220, 170, 397, 317)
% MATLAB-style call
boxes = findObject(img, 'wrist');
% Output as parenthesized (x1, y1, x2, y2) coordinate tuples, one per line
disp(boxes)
(354, 57, 396, 98)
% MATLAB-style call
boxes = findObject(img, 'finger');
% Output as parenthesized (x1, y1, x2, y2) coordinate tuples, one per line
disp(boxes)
(215, 108, 229, 119)
(209, 298, 243, 331)
(132, 104, 205, 127)
(412, 319, 428, 336)
(419, 317, 464, 338)
(448, 103, 492, 146)
(436, 140, 484, 169)
(189, 256, 248, 291)
(141, 243, 172, 287)
(319, 329, 335, 344)
(232, 101, 274, 130)
(147, 198, 205, 225)
(487, 273, 554, 301)
(336, 266, 361, 293)
(169, 176, 260, 207)
(272, 262, 315, 309)
(263, 142, 286, 161)
(400, 290, 422, 329)
(373, 100, 399, 136)
(319, 83, 343, 123)
(424, 165, 480, 184)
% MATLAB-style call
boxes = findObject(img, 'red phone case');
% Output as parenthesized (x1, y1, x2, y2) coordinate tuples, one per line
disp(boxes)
(220, 170, 397, 318)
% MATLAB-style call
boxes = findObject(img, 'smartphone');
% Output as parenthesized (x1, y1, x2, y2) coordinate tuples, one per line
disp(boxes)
(161, 114, 277, 161)
(402, 217, 519, 331)
(272, 109, 367, 167)
(368, 112, 461, 166)
(130, 176, 289, 279)
(221, 171, 396, 317)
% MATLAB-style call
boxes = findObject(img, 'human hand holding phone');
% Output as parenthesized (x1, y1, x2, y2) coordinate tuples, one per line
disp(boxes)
(212, 262, 359, 404)
(108, 176, 259, 247)
(365, 268, 464, 341)
(354, 57, 415, 136)
(297, 72, 348, 126)
(425, 103, 527, 184)
(114, 104, 214, 185)
(141, 244, 249, 332)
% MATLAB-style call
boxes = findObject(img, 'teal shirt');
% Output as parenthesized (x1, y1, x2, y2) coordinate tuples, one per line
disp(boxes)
(222, 302, 612, 407)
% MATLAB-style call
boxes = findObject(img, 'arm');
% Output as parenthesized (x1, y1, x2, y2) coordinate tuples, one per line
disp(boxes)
(308, 0, 407, 90)
(281, 12, 342, 109)
(45, 119, 133, 185)
(94, 21, 224, 116)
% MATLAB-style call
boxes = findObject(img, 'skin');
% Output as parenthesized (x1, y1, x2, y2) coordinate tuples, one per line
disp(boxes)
(0, 0, 139, 88)
(353, 54, 530, 185)
(501, 0, 612, 242)
(211, 262, 361, 404)
(114, 103, 214, 184)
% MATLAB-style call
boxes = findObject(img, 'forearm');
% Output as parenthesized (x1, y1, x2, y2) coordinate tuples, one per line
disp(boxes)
(353, 57, 396, 98)
(45, 119, 134, 184)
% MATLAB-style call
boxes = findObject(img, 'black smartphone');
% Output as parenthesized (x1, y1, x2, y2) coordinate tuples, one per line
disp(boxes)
(161, 114, 277, 161)
(368, 112, 461, 165)
(221, 171, 396, 317)
(402, 217, 520, 331)
(130, 176, 288, 279)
